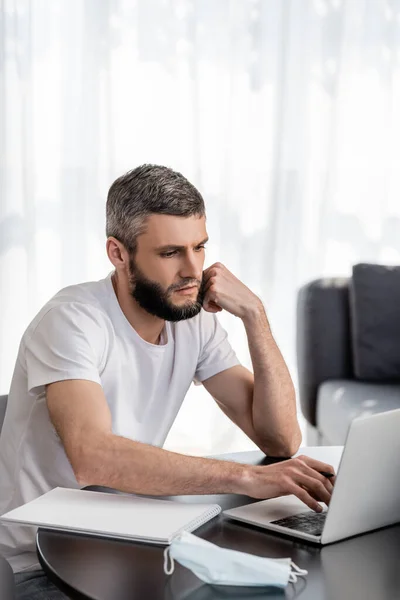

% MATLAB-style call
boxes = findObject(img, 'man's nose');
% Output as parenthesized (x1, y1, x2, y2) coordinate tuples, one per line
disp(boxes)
(179, 252, 202, 282)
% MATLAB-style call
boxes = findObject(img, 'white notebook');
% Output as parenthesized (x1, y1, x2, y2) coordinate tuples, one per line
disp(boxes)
(0, 487, 221, 545)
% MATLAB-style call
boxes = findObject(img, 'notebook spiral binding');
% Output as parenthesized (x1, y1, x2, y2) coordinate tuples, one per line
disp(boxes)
(174, 504, 221, 538)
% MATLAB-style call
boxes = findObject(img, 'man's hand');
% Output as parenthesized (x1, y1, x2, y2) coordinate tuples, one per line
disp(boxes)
(202, 262, 260, 318)
(239, 456, 336, 512)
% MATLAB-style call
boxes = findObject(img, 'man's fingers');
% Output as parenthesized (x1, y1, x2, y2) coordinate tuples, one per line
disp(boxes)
(202, 287, 223, 312)
(296, 473, 331, 506)
(287, 482, 323, 513)
(202, 281, 223, 311)
(202, 265, 219, 282)
(296, 455, 336, 477)
(300, 463, 334, 494)
(203, 280, 214, 295)
(202, 301, 222, 313)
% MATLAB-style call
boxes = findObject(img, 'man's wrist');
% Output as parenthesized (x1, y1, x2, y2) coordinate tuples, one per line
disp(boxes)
(226, 462, 255, 495)
(241, 299, 266, 326)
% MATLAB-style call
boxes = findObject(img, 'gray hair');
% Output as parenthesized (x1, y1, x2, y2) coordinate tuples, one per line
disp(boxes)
(106, 164, 206, 253)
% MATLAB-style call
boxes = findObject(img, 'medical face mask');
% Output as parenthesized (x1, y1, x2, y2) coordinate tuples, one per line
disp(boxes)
(163, 531, 307, 588)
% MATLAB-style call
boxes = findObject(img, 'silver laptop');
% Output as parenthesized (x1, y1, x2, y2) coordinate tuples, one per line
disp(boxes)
(224, 408, 400, 545)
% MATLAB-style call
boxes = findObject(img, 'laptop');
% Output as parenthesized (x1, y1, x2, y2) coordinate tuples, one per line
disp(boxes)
(224, 408, 400, 545)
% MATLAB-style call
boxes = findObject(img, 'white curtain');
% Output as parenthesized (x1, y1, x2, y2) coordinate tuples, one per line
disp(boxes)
(2, 0, 400, 455)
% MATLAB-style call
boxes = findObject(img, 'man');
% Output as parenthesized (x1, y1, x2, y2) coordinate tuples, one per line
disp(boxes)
(0, 165, 335, 599)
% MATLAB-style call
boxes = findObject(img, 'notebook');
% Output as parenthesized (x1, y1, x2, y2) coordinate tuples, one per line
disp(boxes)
(0, 487, 221, 545)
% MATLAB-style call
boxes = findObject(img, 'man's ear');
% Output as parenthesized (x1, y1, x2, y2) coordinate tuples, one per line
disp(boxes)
(106, 237, 130, 270)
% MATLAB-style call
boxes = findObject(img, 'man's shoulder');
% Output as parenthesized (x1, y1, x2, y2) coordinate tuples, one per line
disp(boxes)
(23, 277, 111, 342)
(51, 275, 109, 307)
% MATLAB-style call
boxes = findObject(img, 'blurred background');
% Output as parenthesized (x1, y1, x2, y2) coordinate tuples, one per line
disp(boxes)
(1, 0, 400, 455)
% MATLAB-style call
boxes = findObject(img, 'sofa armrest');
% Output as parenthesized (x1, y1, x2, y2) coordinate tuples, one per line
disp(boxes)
(296, 277, 353, 426)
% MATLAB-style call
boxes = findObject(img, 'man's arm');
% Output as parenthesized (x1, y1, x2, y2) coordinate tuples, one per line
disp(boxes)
(46, 379, 333, 511)
(244, 302, 301, 455)
(47, 380, 240, 495)
(202, 263, 302, 457)
(202, 362, 300, 457)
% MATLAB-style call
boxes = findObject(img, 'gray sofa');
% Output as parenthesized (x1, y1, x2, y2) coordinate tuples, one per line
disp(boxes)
(297, 276, 400, 445)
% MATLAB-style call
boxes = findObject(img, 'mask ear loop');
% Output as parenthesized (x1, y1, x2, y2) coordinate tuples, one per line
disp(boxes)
(164, 546, 175, 575)
(288, 561, 308, 583)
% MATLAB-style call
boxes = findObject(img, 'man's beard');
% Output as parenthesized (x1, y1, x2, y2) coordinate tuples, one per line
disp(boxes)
(128, 257, 205, 322)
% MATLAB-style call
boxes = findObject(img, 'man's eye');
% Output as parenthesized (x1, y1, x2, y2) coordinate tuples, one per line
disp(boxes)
(161, 246, 206, 258)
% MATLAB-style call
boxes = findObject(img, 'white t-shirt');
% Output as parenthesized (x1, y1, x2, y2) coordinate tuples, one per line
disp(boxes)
(0, 272, 240, 573)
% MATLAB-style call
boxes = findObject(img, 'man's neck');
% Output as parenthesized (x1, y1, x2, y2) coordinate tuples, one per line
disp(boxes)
(111, 272, 165, 345)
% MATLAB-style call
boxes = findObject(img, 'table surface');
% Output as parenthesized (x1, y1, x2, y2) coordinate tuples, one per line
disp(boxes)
(36, 450, 400, 600)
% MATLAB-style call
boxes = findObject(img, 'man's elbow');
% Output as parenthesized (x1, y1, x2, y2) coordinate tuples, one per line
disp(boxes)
(71, 453, 93, 486)
(74, 457, 106, 487)
(67, 441, 103, 486)
(260, 430, 302, 458)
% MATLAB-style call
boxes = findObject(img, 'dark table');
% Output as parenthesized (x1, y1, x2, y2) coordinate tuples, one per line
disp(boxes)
(36, 451, 400, 600)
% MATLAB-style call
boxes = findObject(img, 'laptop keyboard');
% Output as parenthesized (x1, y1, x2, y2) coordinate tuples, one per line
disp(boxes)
(270, 511, 327, 536)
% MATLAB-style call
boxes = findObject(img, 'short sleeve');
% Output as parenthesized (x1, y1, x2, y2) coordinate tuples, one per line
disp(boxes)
(25, 302, 106, 395)
(193, 311, 241, 385)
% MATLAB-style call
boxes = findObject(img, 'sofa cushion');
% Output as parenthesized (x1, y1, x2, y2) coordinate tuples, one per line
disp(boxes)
(350, 263, 400, 380)
(317, 380, 400, 445)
